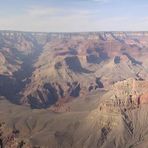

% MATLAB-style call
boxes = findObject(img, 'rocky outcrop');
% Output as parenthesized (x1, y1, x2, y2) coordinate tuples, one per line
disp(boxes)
(0, 122, 32, 148)
(64, 56, 91, 73)
(22, 81, 81, 108)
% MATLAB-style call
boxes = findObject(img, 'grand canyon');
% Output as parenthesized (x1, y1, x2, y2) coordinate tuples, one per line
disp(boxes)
(0, 31, 148, 147)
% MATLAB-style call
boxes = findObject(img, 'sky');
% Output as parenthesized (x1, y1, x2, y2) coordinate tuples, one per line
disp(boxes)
(0, 0, 148, 32)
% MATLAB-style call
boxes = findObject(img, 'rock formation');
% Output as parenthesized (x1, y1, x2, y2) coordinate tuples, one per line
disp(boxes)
(0, 31, 148, 147)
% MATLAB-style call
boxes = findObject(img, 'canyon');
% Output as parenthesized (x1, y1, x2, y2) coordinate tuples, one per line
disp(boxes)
(0, 31, 148, 147)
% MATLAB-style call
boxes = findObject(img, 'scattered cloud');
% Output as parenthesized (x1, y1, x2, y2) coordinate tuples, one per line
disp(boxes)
(0, 1, 148, 32)
(26, 6, 60, 17)
(92, 0, 109, 2)
(1, 12, 148, 32)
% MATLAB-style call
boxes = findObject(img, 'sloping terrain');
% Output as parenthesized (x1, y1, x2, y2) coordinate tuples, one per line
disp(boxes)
(1, 79, 148, 148)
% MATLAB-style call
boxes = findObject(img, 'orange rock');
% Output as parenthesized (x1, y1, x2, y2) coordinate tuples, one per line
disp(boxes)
(140, 93, 148, 104)
(120, 55, 129, 62)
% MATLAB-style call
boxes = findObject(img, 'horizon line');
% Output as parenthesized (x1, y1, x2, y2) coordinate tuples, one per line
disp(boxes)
(1, 30, 148, 34)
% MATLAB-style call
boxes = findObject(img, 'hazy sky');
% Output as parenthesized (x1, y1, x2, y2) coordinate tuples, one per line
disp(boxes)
(0, 0, 148, 32)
